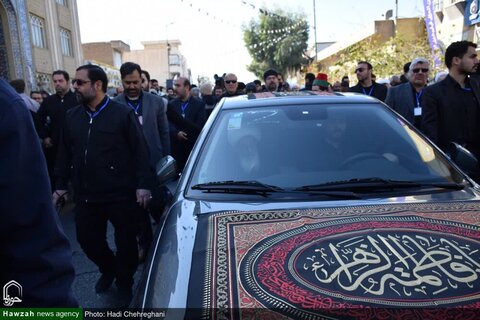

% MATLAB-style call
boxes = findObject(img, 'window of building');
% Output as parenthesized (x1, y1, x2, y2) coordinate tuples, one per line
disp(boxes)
(60, 28, 72, 56)
(56, 0, 67, 6)
(30, 14, 46, 48)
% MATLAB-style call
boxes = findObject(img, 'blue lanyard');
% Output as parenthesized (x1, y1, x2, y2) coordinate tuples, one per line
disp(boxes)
(86, 97, 110, 124)
(362, 86, 374, 96)
(462, 87, 472, 92)
(415, 90, 423, 108)
(181, 101, 189, 116)
(127, 101, 141, 114)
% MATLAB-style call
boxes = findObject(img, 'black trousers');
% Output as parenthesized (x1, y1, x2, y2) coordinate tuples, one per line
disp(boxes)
(75, 200, 138, 289)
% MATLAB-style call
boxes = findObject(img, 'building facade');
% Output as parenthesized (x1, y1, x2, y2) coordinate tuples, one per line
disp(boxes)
(0, 0, 83, 91)
(122, 40, 188, 88)
(83, 39, 189, 89)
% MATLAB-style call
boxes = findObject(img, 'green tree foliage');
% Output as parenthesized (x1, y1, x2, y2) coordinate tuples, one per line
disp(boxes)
(329, 32, 444, 81)
(243, 9, 309, 79)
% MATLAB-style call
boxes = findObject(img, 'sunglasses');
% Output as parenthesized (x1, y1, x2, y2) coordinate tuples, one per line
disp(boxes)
(355, 68, 365, 73)
(72, 79, 92, 86)
(412, 68, 429, 73)
(225, 80, 237, 84)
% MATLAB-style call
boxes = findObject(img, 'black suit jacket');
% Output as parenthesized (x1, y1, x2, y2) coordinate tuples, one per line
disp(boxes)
(422, 74, 480, 158)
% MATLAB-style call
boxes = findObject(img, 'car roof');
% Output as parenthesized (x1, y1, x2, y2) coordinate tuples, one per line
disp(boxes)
(220, 91, 382, 110)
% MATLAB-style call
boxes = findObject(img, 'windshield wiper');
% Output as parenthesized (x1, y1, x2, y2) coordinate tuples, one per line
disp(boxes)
(191, 180, 362, 199)
(296, 178, 465, 192)
(191, 180, 284, 195)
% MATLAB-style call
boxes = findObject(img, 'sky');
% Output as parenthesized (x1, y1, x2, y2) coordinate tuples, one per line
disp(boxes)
(77, 0, 425, 84)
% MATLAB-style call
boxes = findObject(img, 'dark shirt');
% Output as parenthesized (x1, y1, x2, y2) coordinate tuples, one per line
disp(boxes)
(349, 82, 388, 102)
(125, 93, 144, 116)
(36, 90, 78, 144)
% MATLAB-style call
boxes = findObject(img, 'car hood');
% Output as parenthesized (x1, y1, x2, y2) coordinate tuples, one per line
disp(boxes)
(134, 191, 480, 319)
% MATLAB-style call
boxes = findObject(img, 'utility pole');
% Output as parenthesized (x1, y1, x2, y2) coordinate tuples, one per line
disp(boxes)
(395, 0, 398, 21)
(313, 0, 318, 61)
(165, 22, 174, 86)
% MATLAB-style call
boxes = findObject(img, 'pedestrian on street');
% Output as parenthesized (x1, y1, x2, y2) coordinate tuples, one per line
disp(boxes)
(169, 77, 206, 172)
(385, 57, 430, 129)
(0, 79, 77, 307)
(53, 65, 154, 303)
(349, 61, 388, 102)
(422, 41, 480, 173)
(114, 62, 171, 262)
(36, 70, 78, 190)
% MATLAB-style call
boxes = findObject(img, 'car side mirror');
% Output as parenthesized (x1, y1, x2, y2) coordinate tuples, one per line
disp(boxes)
(156, 155, 178, 186)
(448, 142, 479, 177)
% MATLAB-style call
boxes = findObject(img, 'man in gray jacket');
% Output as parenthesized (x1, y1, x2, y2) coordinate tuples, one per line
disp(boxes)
(385, 57, 430, 129)
(115, 62, 170, 166)
(114, 62, 170, 261)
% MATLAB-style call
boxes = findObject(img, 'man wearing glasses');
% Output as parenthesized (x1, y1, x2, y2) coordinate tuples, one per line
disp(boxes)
(222, 73, 240, 98)
(36, 70, 78, 189)
(349, 61, 388, 102)
(53, 65, 154, 305)
(422, 41, 480, 164)
(385, 57, 430, 129)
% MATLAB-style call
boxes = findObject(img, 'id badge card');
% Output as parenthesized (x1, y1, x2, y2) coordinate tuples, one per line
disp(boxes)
(414, 107, 422, 116)
(138, 115, 143, 125)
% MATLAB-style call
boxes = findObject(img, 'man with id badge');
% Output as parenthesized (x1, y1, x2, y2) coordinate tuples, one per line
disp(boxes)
(114, 62, 171, 262)
(385, 57, 430, 129)
(53, 65, 154, 302)
(169, 76, 206, 172)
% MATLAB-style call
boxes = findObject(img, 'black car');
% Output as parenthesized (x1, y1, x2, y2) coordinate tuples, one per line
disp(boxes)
(133, 92, 480, 319)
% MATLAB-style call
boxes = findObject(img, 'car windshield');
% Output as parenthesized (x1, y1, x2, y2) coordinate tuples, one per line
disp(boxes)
(188, 102, 464, 194)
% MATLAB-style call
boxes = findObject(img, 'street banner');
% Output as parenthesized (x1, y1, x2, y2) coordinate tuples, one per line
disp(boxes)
(423, 0, 442, 67)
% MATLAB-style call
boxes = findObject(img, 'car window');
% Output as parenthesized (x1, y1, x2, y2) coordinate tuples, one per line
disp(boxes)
(188, 103, 463, 193)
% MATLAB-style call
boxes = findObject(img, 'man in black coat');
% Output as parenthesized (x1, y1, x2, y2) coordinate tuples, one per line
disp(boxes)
(349, 61, 388, 102)
(169, 76, 206, 172)
(36, 70, 78, 189)
(53, 65, 154, 302)
(422, 41, 480, 162)
(0, 79, 77, 307)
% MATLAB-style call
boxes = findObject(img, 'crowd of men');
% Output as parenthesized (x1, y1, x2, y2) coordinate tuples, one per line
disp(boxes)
(3, 40, 480, 307)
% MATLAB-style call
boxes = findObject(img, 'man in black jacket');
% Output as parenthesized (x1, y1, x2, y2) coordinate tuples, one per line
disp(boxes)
(53, 65, 154, 302)
(0, 79, 77, 307)
(422, 41, 480, 163)
(349, 61, 388, 102)
(169, 76, 206, 171)
(36, 70, 78, 189)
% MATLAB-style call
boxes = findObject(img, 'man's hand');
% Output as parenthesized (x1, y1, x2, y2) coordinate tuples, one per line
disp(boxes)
(43, 137, 54, 148)
(177, 131, 188, 141)
(52, 190, 68, 207)
(136, 189, 152, 209)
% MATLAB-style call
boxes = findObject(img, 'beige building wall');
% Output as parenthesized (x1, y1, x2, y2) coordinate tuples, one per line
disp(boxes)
(83, 42, 117, 66)
(122, 40, 188, 87)
(26, 0, 83, 91)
